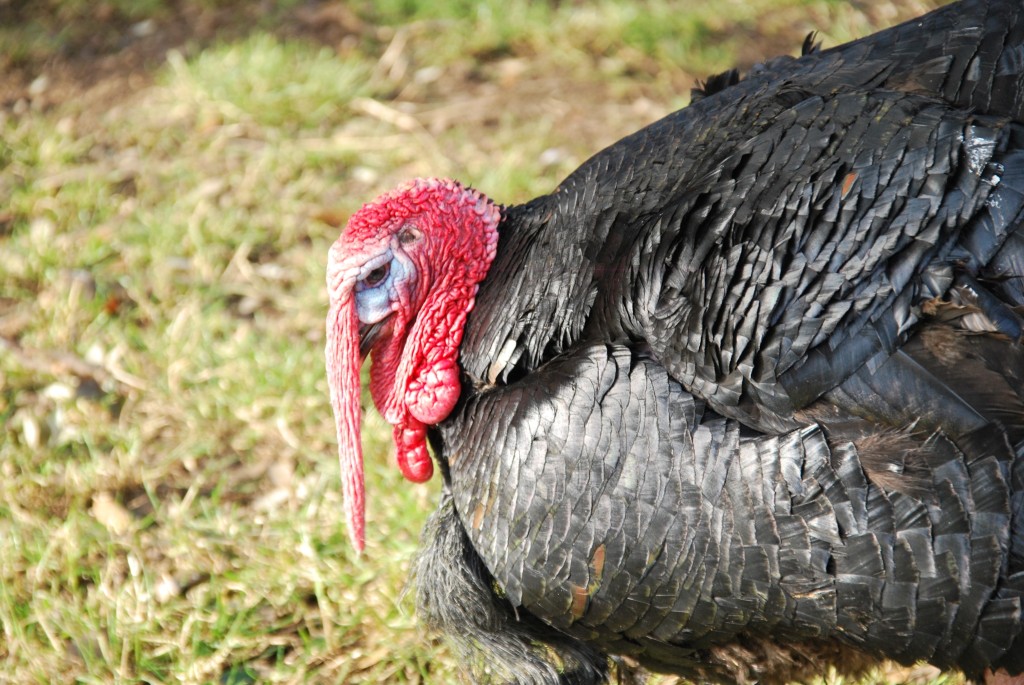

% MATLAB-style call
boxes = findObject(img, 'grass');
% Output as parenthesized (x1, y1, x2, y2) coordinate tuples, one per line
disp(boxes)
(0, 1, 955, 683)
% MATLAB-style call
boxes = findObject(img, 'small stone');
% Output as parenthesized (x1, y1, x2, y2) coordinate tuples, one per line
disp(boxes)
(153, 573, 181, 603)
(30, 217, 55, 243)
(352, 166, 378, 185)
(19, 413, 40, 449)
(91, 492, 133, 536)
(414, 66, 443, 85)
(539, 147, 568, 167)
(28, 75, 49, 96)
(130, 19, 156, 38)
(43, 382, 75, 402)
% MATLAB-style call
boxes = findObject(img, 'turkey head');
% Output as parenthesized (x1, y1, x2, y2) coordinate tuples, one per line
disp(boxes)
(325, 178, 500, 551)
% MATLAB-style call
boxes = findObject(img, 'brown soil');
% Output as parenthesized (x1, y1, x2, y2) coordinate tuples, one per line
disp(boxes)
(0, 0, 367, 116)
(0, 1, 945, 127)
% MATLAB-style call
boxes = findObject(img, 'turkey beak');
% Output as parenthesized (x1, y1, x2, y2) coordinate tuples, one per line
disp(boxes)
(358, 317, 392, 359)
(326, 290, 366, 553)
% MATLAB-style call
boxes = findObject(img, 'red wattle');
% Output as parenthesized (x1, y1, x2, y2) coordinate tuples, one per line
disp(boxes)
(395, 421, 434, 483)
(406, 359, 461, 425)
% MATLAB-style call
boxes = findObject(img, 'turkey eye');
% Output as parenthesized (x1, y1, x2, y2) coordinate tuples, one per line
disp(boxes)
(363, 262, 390, 287)
(398, 227, 421, 245)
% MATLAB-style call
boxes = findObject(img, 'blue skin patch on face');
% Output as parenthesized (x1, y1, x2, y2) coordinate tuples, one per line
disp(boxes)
(354, 250, 412, 325)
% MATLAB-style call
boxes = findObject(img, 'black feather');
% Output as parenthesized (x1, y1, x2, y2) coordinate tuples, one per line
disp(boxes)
(404, 0, 1024, 681)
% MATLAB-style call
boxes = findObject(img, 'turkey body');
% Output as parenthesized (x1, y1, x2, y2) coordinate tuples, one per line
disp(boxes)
(412, 0, 1024, 683)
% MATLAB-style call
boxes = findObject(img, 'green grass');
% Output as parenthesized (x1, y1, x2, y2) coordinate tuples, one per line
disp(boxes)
(0, 1, 955, 683)
(163, 36, 380, 130)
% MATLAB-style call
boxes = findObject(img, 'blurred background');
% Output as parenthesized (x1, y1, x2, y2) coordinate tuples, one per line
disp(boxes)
(0, 1, 952, 683)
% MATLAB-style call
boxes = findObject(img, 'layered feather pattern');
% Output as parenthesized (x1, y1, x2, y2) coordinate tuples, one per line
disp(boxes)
(405, 0, 1024, 681)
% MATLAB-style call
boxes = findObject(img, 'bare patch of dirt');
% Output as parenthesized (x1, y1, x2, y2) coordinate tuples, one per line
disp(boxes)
(0, 0, 368, 117)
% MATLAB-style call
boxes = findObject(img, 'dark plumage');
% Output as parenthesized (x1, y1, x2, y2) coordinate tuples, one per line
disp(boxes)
(325, 0, 1024, 682)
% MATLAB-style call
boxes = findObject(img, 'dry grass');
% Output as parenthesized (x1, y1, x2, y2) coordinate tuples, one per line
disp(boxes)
(1, 1, 956, 683)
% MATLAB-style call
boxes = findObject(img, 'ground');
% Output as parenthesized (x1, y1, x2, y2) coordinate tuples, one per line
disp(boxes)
(0, 1, 958, 683)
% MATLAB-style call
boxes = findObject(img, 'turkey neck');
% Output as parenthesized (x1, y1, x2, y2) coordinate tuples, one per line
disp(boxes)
(456, 108, 723, 386)
(456, 201, 598, 388)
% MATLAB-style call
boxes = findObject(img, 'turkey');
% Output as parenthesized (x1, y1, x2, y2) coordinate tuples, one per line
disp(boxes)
(325, 0, 1024, 682)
